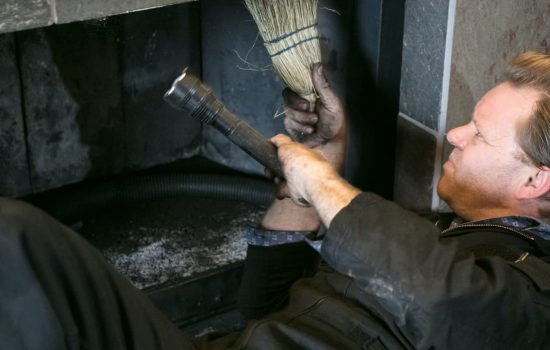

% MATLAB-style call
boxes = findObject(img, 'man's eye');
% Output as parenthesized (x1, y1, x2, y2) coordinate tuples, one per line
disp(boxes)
(475, 132, 483, 138)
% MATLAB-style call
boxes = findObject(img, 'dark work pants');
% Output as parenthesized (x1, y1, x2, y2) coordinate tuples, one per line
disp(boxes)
(0, 198, 319, 349)
(0, 198, 196, 349)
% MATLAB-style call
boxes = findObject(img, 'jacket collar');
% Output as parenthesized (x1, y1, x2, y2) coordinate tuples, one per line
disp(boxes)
(459, 216, 550, 256)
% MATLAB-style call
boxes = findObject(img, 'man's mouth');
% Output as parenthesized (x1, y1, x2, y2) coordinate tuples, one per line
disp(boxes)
(447, 155, 454, 166)
(444, 151, 457, 169)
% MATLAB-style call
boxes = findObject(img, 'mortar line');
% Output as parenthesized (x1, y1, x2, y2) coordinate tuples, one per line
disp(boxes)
(431, 0, 457, 212)
(49, 0, 58, 24)
(398, 112, 438, 137)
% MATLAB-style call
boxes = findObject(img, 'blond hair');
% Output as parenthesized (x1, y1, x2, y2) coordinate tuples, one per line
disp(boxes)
(506, 51, 550, 169)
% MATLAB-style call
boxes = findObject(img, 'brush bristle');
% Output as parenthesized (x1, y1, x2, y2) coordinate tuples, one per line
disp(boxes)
(245, 0, 321, 108)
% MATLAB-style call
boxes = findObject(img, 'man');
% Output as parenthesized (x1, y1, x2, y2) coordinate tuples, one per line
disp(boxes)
(266, 50, 550, 348)
(1, 51, 550, 349)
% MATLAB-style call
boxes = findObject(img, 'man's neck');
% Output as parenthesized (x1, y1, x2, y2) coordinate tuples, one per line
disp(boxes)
(458, 206, 529, 222)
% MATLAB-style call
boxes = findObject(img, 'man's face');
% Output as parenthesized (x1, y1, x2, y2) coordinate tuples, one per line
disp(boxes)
(437, 82, 540, 220)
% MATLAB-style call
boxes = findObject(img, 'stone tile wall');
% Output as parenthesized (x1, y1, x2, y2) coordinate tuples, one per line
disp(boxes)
(395, 0, 451, 212)
(0, 34, 31, 195)
(0, 3, 201, 196)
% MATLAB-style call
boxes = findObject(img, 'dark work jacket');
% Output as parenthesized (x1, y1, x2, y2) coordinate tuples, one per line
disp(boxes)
(207, 193, 550, 349)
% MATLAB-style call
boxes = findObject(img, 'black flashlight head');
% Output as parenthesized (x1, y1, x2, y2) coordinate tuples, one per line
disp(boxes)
(164, 68, 222, 125)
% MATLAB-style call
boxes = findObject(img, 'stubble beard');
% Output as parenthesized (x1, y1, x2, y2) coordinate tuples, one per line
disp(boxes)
(437, 170, 504, 221)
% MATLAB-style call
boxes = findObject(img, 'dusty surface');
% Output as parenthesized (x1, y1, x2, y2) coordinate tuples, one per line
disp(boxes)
(77, 196, 265, 289)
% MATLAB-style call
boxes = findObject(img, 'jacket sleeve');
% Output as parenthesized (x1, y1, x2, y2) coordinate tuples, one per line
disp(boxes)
(320, 192, 549, 349)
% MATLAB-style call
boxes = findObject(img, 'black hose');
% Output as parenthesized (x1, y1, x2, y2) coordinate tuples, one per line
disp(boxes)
(24, 173, 276, 224)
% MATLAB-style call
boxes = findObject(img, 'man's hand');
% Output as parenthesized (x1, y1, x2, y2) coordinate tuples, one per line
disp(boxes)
(259, 64, 347, 231)
(271, 134, 360, 227)
(283, 63, 347, 172)
(271, 134, 335, 204)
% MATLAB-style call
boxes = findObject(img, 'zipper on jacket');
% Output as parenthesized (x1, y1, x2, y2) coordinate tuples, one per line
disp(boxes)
(441, 223, 535, 241)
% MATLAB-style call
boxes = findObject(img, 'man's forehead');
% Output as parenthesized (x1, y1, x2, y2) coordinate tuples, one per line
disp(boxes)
(473, 83, 540, 123)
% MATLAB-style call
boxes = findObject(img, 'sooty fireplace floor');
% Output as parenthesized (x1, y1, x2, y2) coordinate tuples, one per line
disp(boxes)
(77, 196, 265, 289)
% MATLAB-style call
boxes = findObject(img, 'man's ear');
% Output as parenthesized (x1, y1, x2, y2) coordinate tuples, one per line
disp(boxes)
(516, 166, 550, 199)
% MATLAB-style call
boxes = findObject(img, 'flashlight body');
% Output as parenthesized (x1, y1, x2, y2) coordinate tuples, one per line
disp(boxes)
(165, 70, 284, 178)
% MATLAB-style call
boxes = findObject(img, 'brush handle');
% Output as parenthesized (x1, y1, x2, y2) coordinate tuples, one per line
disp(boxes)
(164, 69, 284, 178)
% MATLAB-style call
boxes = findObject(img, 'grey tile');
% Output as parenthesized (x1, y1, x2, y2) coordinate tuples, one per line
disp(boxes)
(399, 0, 449, 130)
(18, 5, 202, 193)
(0, 33, 32, 196)
(393, 116, 436, 212)
(0, 0, 52, 34)
(18, 29, 94, 192)
(447, 0, 550, 131)
(119, 4, 202, 169)
(0, 0, 197, 34)
(55, 0, 197, 25)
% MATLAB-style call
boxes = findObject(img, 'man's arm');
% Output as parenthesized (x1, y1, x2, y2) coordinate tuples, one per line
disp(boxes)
(238, 64, 347, 318)
(270, 135, 360, 227)
(321, 192, 550, 349)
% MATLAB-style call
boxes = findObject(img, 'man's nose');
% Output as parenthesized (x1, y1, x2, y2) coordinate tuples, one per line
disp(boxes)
(446, 126, 466, 150)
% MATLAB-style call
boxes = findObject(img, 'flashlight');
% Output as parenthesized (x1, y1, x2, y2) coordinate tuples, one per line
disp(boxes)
(164, 68, 284, 178)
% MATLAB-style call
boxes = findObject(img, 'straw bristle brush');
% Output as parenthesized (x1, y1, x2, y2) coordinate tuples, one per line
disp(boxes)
(244, 0, 322, 110)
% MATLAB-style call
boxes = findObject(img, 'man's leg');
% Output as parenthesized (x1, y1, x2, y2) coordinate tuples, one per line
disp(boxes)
(238, 241, 319, 319)
(0, 198, 197, 350)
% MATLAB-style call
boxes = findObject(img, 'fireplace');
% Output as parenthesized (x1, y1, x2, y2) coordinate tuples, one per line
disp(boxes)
(0, 0, 405, 332)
